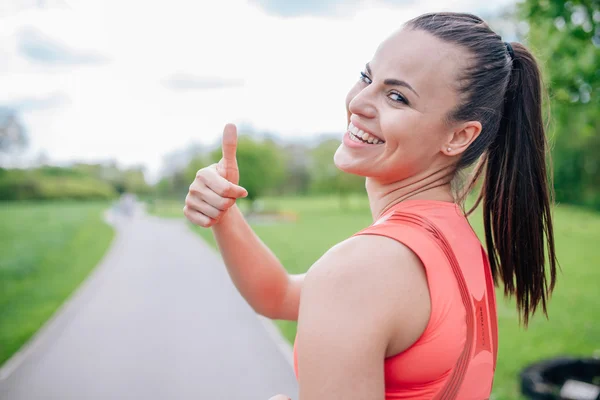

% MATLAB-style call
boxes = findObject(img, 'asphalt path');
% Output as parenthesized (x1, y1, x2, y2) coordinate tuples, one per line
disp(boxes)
(0, 207, 298, 400)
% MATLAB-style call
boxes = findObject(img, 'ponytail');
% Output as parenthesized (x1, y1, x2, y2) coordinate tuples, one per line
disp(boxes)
(407, 13, 558, 325)
(481, 43, 557, 325)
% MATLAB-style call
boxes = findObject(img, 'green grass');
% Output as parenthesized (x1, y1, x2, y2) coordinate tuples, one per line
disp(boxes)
(150, 195, 600, 399)
(0, 201, 115, 366)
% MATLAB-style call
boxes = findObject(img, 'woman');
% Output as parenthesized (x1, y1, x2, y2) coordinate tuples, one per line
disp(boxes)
(183, 12, 558, 399)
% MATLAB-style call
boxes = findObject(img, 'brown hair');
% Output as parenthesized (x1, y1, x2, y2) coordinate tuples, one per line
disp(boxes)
(406, 12, 558, 325)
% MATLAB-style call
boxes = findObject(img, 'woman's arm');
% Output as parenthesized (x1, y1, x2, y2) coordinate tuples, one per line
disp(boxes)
(212, 204, 304, 320)
(184, 124, 303, 321)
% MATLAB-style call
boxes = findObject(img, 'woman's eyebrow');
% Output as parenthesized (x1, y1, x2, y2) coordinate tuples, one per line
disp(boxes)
(366, 63, 420, 98)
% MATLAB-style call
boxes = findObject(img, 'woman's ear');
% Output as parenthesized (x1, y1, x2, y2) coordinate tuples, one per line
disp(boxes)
(443, 121, 482, 156)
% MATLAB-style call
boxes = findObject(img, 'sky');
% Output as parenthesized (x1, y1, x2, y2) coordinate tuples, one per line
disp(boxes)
(0, 0, 516, 182)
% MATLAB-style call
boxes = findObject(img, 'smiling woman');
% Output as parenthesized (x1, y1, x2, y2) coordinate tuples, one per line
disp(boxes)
(183, 11, 557, 400)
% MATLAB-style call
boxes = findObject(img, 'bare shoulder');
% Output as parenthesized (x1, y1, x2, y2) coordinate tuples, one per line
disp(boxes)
(302, 234, 431, 356)
(311, 235, 422, 273)
(295, 235, 432, 398)
(306, 234, 429, 303)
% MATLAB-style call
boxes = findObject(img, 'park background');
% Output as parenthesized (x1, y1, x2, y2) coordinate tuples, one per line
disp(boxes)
(1, 0, 599, 399)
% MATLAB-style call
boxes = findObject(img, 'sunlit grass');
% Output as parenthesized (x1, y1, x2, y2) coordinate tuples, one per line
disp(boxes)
(0, 201, 114, 366)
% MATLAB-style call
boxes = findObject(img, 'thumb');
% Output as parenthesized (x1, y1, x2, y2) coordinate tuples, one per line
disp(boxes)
(219, 123, 238, 179)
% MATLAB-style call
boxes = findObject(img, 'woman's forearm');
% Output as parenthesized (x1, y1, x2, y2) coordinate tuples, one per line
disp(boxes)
(212, 204, 291, 319)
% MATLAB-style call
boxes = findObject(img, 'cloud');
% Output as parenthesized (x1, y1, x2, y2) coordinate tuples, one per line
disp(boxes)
(0, 92, 70, 113)
(163, 73, 245, 91)
(249, 0, 348, 17)
(16, 27, 107, 65)
(248, 0, 416, 18)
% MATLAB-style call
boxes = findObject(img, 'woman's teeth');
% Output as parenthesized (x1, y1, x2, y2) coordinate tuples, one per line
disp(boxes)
(348, 122, 384, 144)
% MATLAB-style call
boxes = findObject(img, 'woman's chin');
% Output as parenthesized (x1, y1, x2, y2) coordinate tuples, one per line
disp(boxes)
(333, 147, 365, 175)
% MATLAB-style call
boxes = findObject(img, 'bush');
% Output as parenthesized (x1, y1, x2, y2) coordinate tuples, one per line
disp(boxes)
(0, 169, 118, 201)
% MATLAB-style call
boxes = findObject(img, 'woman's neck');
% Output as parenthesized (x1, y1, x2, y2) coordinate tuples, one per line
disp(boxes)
(366, 165, 456, 221)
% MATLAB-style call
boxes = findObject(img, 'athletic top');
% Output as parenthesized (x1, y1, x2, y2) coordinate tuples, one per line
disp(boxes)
(292, 200, 498, 399)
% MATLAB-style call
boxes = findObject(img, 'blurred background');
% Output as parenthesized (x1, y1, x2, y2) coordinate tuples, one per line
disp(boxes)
(1, 0, 599, 399)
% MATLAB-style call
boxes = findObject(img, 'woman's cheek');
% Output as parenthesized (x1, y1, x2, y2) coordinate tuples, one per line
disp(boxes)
(382, 111, 418, 143)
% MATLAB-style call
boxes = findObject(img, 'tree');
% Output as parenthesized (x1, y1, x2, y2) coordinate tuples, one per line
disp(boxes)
(210, 134, 285, 210)
(309, 138, 364, 209)
(120, 166, 151, 195)
(184, 154, 209, 183)
(520, 0, 600, 207)
(72, 162, 151, 196)
(280, 143, 312, 195)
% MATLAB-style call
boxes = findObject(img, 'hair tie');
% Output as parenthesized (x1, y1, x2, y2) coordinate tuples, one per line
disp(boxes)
(505, 42, 514, 60)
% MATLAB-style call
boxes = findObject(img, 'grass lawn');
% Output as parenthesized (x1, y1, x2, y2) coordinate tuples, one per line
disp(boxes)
(0, 201, 115, 366)
(150, 195, 600, 399)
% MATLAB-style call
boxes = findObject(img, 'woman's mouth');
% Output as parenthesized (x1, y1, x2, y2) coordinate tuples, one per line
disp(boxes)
(347, 122, 385, 144)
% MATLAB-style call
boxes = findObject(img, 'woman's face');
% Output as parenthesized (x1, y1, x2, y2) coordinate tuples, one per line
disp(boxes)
(334, 28, 464, 183)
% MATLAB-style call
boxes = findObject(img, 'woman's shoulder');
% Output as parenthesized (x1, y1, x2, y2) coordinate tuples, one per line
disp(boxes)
(302, 233, 432, 354)
(312, 233, 424, 279)
(305, 237, 418, 299)
(295, 234, 432, 395)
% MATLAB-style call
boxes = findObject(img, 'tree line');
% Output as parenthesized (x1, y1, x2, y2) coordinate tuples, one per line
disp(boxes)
(0, 162, 151, 201)
(154, 134, 366, 207)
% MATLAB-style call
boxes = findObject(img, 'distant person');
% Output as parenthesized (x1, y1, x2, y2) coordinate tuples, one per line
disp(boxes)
(184, 12, 557, 399)
(120, 193, 135, 216)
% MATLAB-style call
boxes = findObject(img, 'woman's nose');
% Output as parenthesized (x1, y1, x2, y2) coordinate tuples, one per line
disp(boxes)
(348, 87, 377, 120)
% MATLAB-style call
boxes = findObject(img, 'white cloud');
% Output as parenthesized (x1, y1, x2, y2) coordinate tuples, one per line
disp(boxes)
(0, 0, 515, 182)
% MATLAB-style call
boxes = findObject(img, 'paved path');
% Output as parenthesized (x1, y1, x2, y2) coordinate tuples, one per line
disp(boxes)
(0, 207, 298, 400)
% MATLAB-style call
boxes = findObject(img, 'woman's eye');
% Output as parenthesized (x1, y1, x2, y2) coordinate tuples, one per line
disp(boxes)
(389, 92, 408, 104)
(359, 71, 372, 84)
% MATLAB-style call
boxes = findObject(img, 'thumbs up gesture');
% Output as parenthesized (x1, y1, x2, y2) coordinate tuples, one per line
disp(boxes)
(183, 124, 248, 228)
(216, 123, 240, 185)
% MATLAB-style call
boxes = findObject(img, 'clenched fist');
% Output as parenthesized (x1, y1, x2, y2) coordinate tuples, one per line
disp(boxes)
(183, 123, 248, 227)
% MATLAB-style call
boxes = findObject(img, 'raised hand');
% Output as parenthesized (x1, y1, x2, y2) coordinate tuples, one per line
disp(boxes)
(183, 123, 247, 227)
